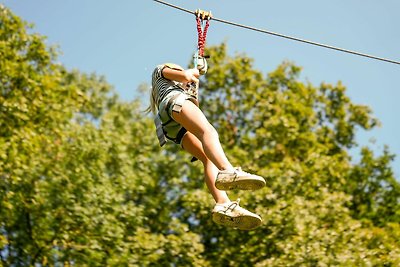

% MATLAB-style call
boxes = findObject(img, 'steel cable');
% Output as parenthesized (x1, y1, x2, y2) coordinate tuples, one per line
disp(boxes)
(153, 0, 400, 66)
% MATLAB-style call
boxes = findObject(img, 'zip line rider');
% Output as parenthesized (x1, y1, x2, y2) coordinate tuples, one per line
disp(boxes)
(146, 11, 266, 230)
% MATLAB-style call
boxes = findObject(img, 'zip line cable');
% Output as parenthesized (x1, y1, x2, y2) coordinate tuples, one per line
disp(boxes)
(153, 0, 400, 66)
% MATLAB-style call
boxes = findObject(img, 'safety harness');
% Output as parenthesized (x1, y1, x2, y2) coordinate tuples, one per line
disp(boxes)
(155, 9, 212, 147)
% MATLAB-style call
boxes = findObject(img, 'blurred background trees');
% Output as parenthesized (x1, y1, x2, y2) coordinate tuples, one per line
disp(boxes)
(1, 5, 399, 266)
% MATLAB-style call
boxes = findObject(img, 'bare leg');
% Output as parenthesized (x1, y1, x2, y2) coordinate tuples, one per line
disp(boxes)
(172, 100, 234, 171)
(181, 132, 230, 204)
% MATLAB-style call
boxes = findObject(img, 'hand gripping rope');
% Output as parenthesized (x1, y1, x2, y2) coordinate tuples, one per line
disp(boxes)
(194, 9, 211, 73)
(181, 9, 212, 106)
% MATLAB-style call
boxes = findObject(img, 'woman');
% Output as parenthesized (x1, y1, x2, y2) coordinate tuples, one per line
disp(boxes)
(148, 61, 265, 230)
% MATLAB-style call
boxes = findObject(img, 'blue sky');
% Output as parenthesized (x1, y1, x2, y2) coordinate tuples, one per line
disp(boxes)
(3, 0, 400, 176)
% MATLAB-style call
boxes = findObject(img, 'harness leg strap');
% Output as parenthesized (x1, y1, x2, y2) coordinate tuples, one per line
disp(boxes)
(154, 114, 167, 147)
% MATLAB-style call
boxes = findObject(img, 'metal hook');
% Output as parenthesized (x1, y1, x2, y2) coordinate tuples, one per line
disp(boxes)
(195, 9, 212, 20)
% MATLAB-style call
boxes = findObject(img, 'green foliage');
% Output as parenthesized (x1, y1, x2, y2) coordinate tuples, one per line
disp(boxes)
(195, 44, 400, 266)
(347, 147, 400, 226)
(1, 5, 399, 266)
(0, 5, 206, 266)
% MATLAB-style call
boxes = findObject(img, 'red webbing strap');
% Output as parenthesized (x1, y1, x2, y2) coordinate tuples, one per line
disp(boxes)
(196, 17, 210, 57)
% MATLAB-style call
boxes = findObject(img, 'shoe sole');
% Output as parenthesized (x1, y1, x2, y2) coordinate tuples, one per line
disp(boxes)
(212, 212, 262, 230)
(215, 177, 266, 191)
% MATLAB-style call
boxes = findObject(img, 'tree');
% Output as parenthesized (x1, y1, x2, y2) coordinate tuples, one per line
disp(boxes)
(1, 5, 399, 266)
(0, 5, 206, 266)
(188, 43, 400, 266)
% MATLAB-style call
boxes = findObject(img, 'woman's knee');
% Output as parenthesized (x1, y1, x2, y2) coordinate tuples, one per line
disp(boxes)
(181, 132, 208, 163)
(200, 123, 219, 141)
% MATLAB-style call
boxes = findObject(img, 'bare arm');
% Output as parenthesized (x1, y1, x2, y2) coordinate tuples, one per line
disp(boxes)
(162, 67, 200, 84)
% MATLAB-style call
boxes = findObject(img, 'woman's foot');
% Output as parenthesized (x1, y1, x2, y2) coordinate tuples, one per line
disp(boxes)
(215, 167, 266, 191)
(212, 200, 262, 230)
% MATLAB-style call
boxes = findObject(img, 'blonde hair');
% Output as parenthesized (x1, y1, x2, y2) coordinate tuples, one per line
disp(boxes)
(145, 86, 157, 114)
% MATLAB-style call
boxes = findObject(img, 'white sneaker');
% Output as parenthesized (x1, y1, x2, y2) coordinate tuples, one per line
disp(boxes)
(212, 199, 262, 230)
(215, 167, 266, 191)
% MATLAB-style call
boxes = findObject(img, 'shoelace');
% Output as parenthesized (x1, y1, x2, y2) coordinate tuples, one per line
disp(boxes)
(234, 167, 251, 175)
(233, 167, 251, 181)
(223, 198, 241, 213)
(235, 167, 242, 172)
